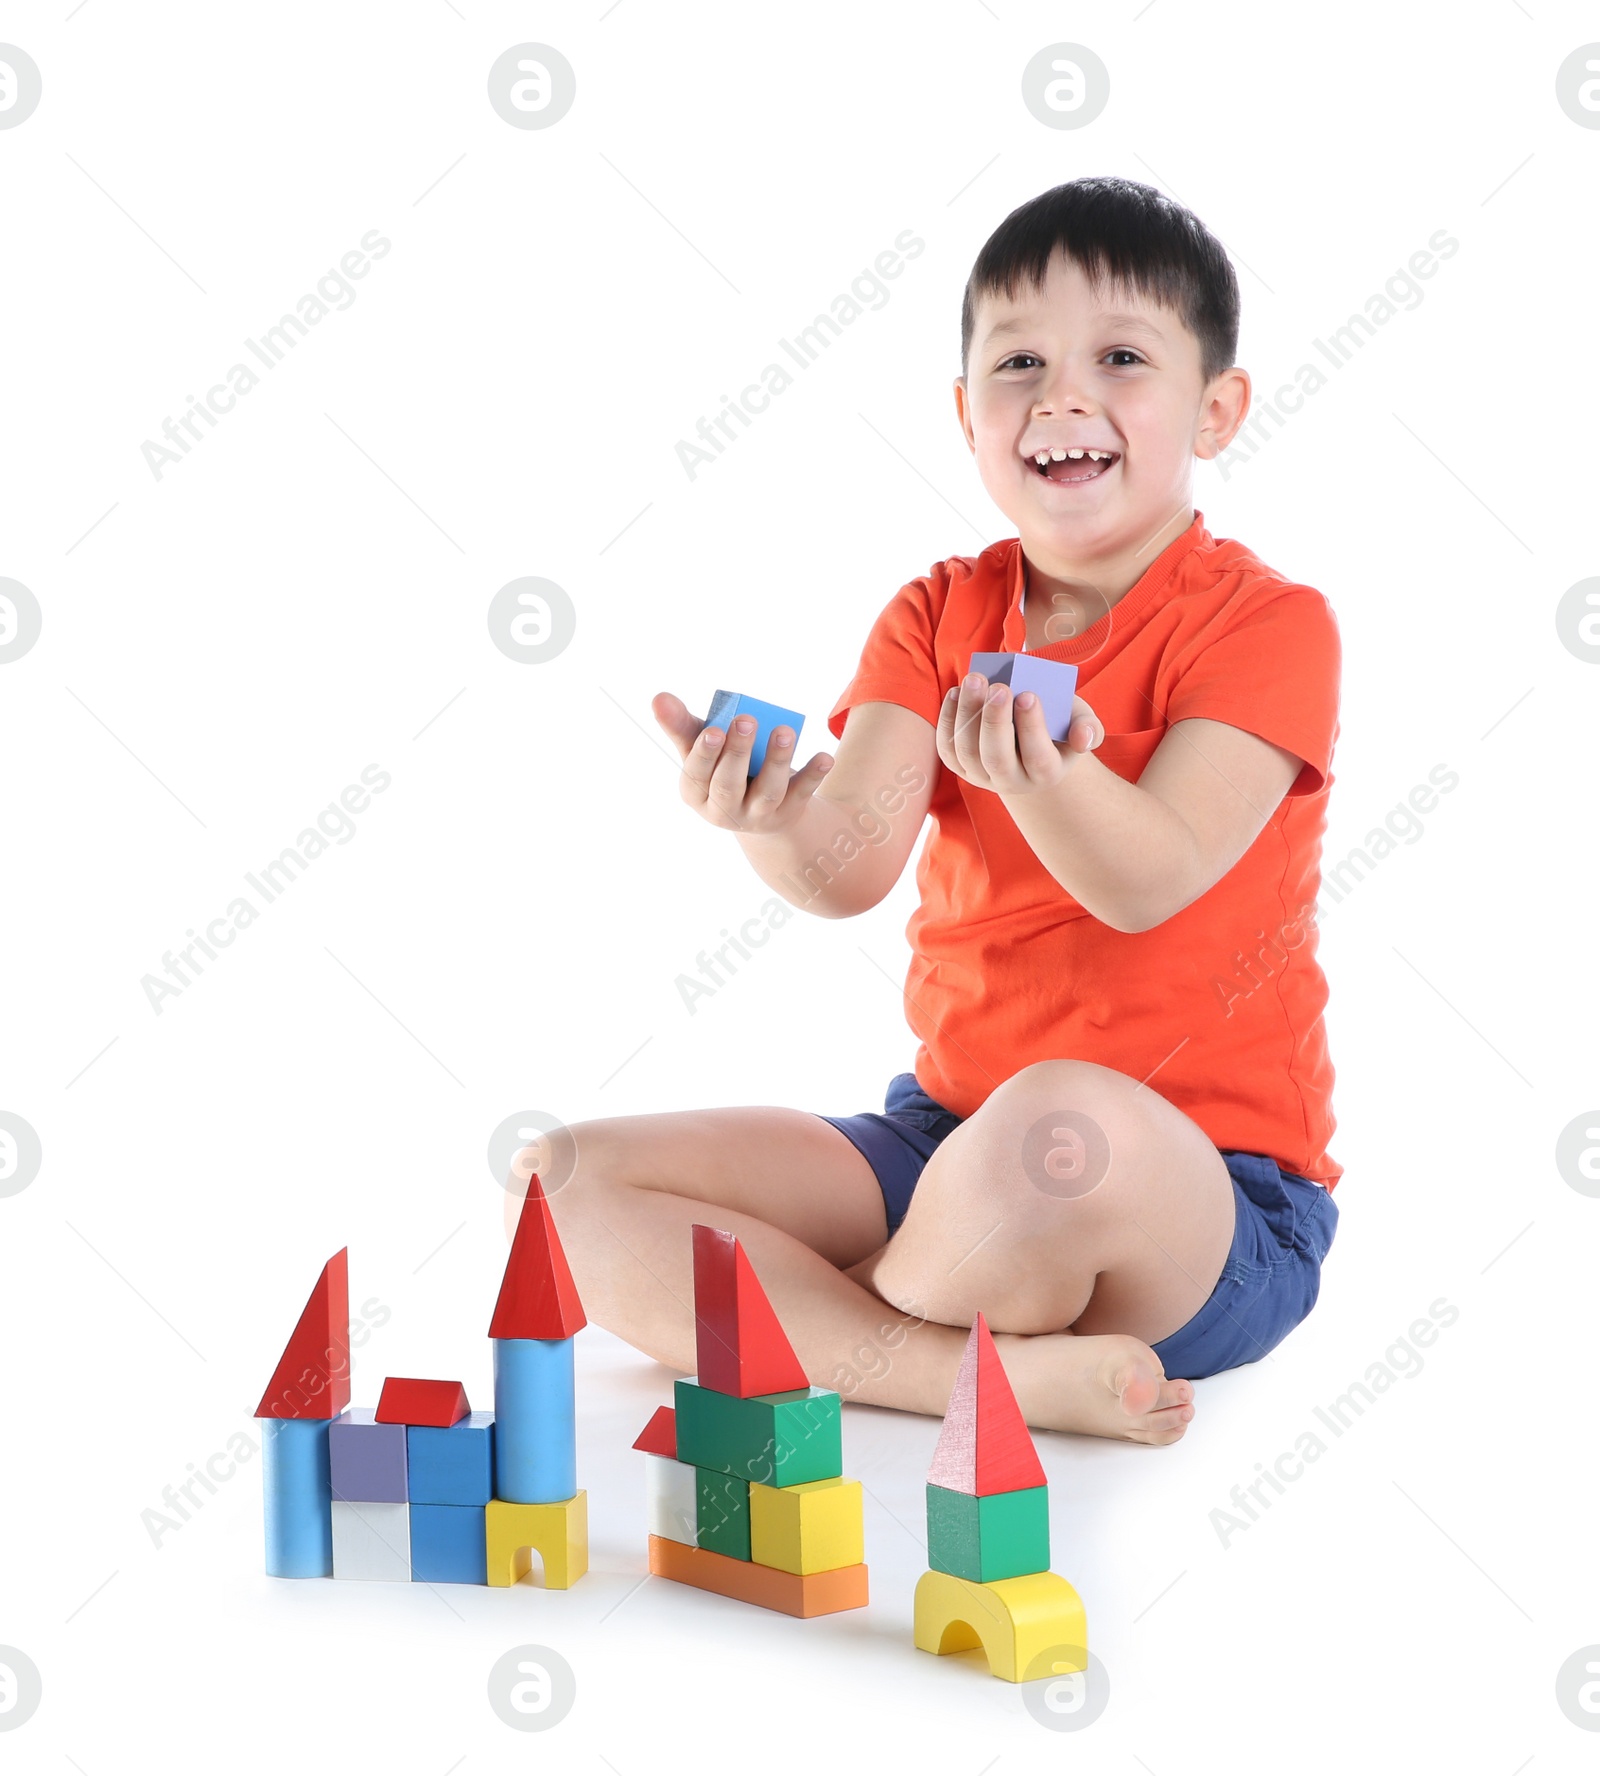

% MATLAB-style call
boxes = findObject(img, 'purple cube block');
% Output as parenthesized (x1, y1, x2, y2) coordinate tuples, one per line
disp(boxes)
(329, 1407, 409, 1504)
(968, 652, 1080, 744)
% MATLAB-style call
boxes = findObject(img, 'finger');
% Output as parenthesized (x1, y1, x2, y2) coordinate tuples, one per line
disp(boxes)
(652, 691, 705, 761)
(1012, 690, 1062, 778)
(936, 686, 963, 774)
(1065, 697, 1104, 754)
(951, 674, 990, 779)
(677, 725, 732, 818)
(976, 681, 1024, 784)
(706, 713, 760, 819)
(746, 723, 800, 805)
(775, 750, 836, 812)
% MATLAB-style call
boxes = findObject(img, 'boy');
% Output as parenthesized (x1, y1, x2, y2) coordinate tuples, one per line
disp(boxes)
(525, 177, 1340, 1445)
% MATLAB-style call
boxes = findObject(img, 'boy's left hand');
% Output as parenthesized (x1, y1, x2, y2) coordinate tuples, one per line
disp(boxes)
(936, 672, 1104, 794)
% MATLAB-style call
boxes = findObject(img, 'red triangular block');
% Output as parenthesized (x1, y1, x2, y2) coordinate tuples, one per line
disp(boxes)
(632, 1405, 677, 1459)
(691, 1224, 809, 1398)
(489, 1172, 586, 1340)
(927, 1312, 1046, 1496)
(254, 1249, 351, 1420)
(375, 1377, 469, 1426)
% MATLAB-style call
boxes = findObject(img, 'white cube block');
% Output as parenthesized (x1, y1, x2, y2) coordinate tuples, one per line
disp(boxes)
(643, 1452, 697, 1546)
(332, 1500, 412, 1581)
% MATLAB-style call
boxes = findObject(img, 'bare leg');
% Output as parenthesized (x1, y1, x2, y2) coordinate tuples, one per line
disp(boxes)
(512, 1088, 1202, 1443)
(859, 1057, 1236, 1345)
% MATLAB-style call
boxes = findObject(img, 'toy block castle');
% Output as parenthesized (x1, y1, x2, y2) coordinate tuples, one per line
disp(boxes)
(632, 1224, 868, 1617)
(912, 1313, 1087, 1682)
(256, 1174, 589, 1589)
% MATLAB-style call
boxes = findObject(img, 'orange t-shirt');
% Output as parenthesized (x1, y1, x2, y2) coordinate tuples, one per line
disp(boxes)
(827, 512, 1342, 1188)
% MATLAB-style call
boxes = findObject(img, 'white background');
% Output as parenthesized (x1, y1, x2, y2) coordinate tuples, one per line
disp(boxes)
(2, 3, 1597, 1770)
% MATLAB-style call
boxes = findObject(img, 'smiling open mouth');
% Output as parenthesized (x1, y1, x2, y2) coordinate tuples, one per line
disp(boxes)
(1030, 448, 1120, 484)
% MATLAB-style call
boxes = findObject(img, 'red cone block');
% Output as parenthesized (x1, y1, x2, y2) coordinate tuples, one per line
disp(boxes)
(691, 1223, 809, 1399)
(254, 1249, 351, 1420)
(926, 1312, 1047, 1496)
(489, 1172, 586, 1340)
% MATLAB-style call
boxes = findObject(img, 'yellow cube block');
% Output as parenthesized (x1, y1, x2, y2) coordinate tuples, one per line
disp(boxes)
(913, 1567, 1087, 1684)
(486, 1491, 588, 1590)
(749, 1476, 864, 1575)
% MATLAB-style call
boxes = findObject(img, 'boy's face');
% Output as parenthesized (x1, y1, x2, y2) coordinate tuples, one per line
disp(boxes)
(956, 251, 1246, 574)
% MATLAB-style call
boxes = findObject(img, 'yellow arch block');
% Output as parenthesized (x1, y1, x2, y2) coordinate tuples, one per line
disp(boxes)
(486, 1492, 589, 1590)
(913, 1568, 1087, 1684)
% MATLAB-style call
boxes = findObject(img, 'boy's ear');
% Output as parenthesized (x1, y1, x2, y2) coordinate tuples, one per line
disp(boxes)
(953, 375, 977, 453)
(1195, 366, 1251, 460)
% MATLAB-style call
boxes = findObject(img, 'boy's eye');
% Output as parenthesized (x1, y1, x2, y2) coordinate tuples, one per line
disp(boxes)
(996, 348, 1145, 370)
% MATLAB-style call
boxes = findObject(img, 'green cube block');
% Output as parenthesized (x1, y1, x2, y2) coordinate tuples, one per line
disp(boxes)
(673, 1380, 842, 1488)
(695, 1468, 751, 1559)
(926, 1482, 1050, 1582)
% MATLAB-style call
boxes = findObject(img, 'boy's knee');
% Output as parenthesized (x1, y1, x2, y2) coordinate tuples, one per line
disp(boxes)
(976, 1059, 1133, 1207)
(1000, 1057, 1127, 1122)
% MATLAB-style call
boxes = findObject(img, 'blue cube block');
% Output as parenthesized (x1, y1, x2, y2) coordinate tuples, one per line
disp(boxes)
(409, 1503, 487, 1584)
(968, 652, 1079, 744)
(705, 689, 805, 776)
(406, 1412, 495, 1506)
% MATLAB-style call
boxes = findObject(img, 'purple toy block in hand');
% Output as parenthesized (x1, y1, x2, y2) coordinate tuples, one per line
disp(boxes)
(967, 653, 1080, 744)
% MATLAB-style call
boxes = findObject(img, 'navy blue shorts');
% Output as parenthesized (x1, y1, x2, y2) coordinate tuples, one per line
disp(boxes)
(817, 1071, 1338, 1382)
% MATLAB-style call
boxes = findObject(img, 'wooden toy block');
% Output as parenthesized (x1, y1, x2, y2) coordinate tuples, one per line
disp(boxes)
(673, 1379, 841, 1488)
(485, 1493, 589, 1590)
(704, 690, 806, 777)
(750, 1477, 864, 1576)
(488, 1171, 586, 1340)
(492, 1336, 575, 1504)
(967, 652, 1080, 744)
(261, 1417, 333, 1577)
(648, 1534, 867, 1617)
(632, 1405, 677, 1459)
(913, 1568, 1087, 1684)
(331, 1501, 411, 1582)
(375, 1378, 470, 1428)
(409, 1503, 488, 1585)
(407, 1412, 496, 1507)
(329, 1407, 408, 1504)
(696, 1469, 751, 1561)
(928, 1313, 1046, 1497)
(255, 1249, 351, 1420)
(691, 1223, 809, 1399)
(926, 1482, 1050, 1583)
(642, 1452, 697, 1547)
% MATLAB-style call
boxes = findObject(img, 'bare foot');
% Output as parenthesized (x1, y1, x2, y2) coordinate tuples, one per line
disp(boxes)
(998, 1329, 1195, 1445)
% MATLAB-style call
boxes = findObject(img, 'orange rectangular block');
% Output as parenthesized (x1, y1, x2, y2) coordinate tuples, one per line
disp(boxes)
(646, 1533, 867, 1618)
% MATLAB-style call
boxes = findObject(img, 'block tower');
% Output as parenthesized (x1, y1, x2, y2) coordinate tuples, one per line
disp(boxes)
(632, 1224, 868, 1617)
(255, 1173, 588, 1589)
(483, 1170, 589, 1588)
(913, 1312, 1088, 1682)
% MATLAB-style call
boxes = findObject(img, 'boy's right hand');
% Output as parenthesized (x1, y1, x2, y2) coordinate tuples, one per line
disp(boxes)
(652, 692, 834, 834)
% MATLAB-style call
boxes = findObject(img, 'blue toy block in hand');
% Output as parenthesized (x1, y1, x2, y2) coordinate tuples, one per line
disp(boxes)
(705, 690, 806, 776)
(968, 653, 1080, 744)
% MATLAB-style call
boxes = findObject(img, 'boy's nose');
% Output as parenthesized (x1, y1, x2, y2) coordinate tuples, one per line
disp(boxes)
(1033, 373, 1095, 416)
